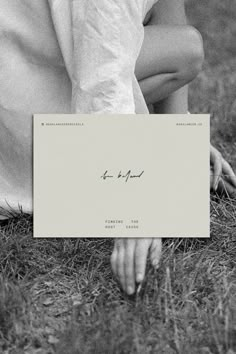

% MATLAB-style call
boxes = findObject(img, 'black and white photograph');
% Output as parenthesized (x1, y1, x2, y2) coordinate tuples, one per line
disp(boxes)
(0, 0, 236, 353)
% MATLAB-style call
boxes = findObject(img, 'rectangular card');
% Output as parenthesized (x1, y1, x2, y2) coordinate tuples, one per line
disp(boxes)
(33, 114, 210, 238)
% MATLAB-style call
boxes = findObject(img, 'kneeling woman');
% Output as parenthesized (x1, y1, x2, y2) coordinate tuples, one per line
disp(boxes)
(111, 0, 236, 295)
(0, 0, 235, 295)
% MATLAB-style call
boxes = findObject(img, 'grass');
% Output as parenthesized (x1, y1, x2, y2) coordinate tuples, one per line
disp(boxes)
(1, 0, 236, 353)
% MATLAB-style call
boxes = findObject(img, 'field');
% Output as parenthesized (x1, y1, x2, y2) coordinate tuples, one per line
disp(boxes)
(0, 0, 236, 353)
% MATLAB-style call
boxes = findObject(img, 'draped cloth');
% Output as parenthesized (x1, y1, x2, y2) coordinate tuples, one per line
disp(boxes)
(0, 0, 157, 215)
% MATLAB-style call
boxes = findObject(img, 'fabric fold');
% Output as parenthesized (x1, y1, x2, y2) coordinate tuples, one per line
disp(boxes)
(0, 0, 156, 214)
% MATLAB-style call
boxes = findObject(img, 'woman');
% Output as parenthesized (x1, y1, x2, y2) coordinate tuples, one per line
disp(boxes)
(0, 0, 235, 295)
(110, 0, 236, 295)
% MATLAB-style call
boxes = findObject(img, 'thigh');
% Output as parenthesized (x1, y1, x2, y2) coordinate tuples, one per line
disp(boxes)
(135, 0, 189, 81)
(135, 24, 191, 81)
(148, 0, 187, 25)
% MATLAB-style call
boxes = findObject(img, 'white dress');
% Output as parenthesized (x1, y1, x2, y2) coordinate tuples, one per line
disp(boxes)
(0, 0, 158, 214)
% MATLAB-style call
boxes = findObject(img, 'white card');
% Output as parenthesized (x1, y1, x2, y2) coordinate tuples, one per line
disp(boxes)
(33, 114, 210, 238)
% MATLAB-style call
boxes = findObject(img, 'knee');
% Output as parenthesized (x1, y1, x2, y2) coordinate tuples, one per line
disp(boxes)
(179, 26, 205, 83)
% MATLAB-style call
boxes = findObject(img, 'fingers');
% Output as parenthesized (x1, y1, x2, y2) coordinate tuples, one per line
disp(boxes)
(210, 145, 222, 191)
(117, 245, 126, 292)
(111, 238, 161, 295)
(110, 245, 118, 277)
(150, 238, 162, 269)
(222, 159, 236, 188)
(111, 238, 136, 294)
(210, 168, 214, 190)
(134, 238, 152, 284)
(111, 239, 125, 291)
(210, 144, 236, 195)
(217, 176, 236, 197)
(124, 240, 136, 294)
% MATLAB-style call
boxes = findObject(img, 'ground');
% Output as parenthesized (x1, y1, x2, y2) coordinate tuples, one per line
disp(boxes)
(0, 0, 236, 353)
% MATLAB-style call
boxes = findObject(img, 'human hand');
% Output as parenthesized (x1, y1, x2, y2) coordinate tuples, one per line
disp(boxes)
(210, 144, 236, 195)
(111, 238, 162, 295)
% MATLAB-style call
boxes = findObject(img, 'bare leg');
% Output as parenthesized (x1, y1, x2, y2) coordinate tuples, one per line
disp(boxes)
(149, 0, 189, 113)
(135, 0, 204, 113)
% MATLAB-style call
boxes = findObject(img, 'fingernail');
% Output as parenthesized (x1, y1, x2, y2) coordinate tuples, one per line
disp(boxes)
(214, 178, 218, 191)
(152, 260, 159, 269)
(136, 273, 143, 283)
(127, 286, 134, 295)
(137, 283, 142, 294)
